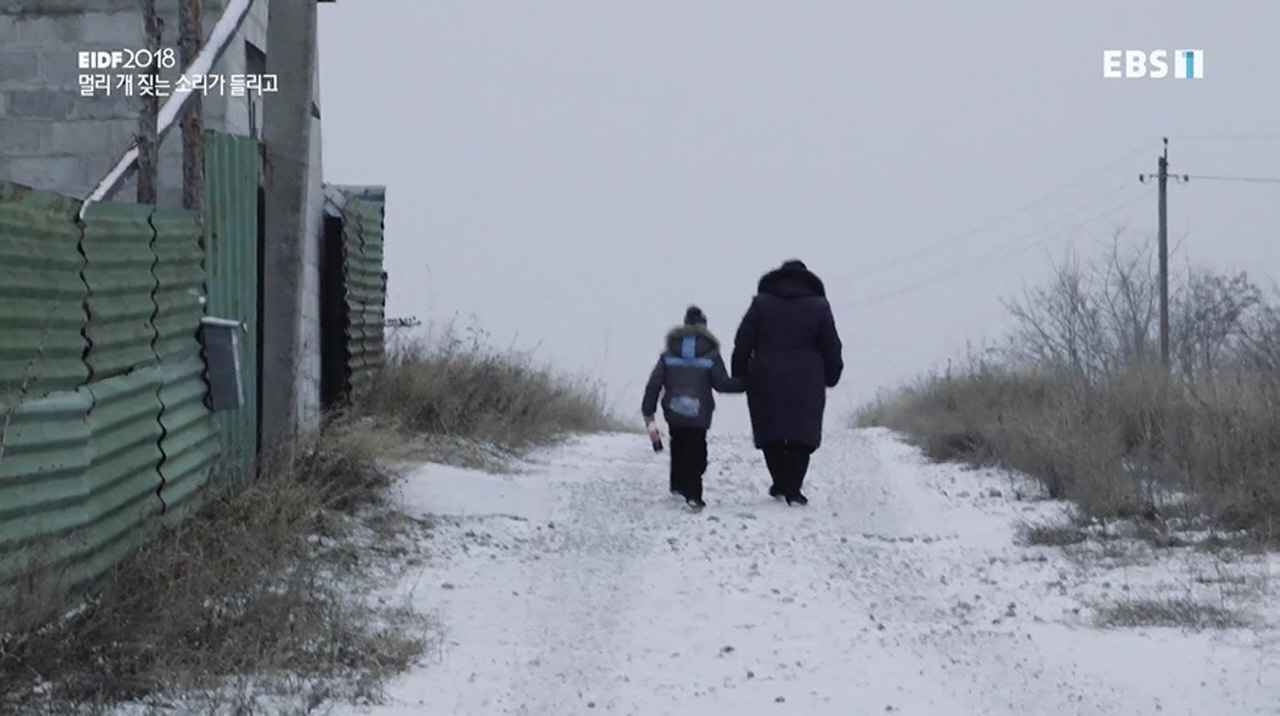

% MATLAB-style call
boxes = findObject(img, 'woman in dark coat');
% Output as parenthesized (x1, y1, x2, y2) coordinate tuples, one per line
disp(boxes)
(730, 260, 844, 505)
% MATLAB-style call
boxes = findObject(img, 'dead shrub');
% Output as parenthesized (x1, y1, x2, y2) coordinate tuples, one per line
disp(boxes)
(356, 321, 628, 448)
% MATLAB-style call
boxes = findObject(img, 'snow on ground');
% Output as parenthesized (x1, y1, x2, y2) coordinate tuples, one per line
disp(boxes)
(336, 427, 1280, 716)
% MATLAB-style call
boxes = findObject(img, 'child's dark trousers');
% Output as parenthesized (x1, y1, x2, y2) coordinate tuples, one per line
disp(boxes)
(668, 427, 708, 501)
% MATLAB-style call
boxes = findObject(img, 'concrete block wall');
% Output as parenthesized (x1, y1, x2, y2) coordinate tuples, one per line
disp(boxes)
(0, 0, 268, 207)
(295, 45, 324, 430)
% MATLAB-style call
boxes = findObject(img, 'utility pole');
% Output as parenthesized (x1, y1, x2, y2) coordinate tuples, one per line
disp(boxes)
(1157, 141, 1169, 367)
(1139, 138, 1187, 368)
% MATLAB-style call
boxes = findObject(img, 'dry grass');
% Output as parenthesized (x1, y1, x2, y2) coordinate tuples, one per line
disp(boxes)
(1094, 598, 1250, 630)
(858, 362, 1280, 542)
(858, 239, 1280, 545)
(0, 413, 435, 714)
(357, 324, 630, 451)
(1018, 520, 1089, 547)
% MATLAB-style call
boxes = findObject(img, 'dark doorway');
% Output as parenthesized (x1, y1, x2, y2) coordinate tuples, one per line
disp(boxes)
(319, 215, 348, 409)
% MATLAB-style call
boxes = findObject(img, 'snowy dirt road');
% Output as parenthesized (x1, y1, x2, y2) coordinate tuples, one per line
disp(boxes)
(341, 428, 1280, 716)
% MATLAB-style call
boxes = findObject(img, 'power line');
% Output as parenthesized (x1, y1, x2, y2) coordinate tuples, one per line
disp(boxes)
(1183, 174, 1280, 184)
(826, 142, 1157, 284)
(1166, 134, 1280, 142)
(833, 187, 1154, 309)
(839, 184, 1146, 305)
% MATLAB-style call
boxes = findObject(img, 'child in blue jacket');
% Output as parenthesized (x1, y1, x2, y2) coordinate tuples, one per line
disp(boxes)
(642, 306, 745, 509)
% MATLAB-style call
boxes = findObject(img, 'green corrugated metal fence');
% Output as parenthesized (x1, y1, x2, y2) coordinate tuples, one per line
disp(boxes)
(78, 366, 165, 586)
(0, 183, 89, 402)
(0, 177, 224, 598)
(80, 202, 160, 380)
(152, 208, 220, 521)
(1, 164, 389, 611)
(202, 131, 260, 485)
(0, 389, 93, 589)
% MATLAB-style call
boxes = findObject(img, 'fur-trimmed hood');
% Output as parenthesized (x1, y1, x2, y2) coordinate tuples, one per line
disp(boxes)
(664, 323, 720, 355)
(757, 262, 826, 298)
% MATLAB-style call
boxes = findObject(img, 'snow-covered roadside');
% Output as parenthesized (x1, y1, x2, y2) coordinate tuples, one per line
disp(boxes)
(332, 427, 1280, 715)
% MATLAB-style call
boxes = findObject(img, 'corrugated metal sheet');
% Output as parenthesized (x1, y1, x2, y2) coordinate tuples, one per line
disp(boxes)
(80, 202, 160, 379)
(0, 181, 227, 602)
(323, 184, 385, 218)
(203, 131, 261, 484)
(156, 355, 220, 522)
(341, 214, 365, 390)
(0, 367, 166, 594)
(0, 180, 89, 401)
(332, 188, 387, 394)
(350, 196, 386, 386)
(150, 208, 205, 360)
(74, 366, 165, 588)
(150, 204, 221, 518)
(0, 388, 93, 591)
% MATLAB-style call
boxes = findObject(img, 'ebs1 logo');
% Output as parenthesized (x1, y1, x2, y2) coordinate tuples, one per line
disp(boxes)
(1103, 50, 1203, 79)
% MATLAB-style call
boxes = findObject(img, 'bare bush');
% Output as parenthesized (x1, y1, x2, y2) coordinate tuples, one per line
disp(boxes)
(1236, 287, 1280, 373)
(1002, 237, 1160, 377)
(357, 320, 628, 449)
(859, 232, 1280, 542)
(1172, 269, 1265, 379)
(1002, 234, 1269, 380)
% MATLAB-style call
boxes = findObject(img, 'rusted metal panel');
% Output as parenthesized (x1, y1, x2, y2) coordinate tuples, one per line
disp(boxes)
(0, 388, 93, 591)
(150, 207, 205, 361)
(156, 355, 220, 523)
(0, 180, 90, 401)
(79, 202, 160, 380)
(202, 131, 260, 484)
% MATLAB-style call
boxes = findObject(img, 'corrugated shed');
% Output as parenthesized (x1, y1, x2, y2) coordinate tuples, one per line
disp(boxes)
(324, 185, 387, 395)
(80, 202, 160, 379)
(345, 196, 386, 391)
(0, 388, 93, 591)
(203, 132, 261, 484)
(0, 180, 90, 401)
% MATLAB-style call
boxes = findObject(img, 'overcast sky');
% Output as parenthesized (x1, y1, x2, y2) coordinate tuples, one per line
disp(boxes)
(316, 1, 1280, 435)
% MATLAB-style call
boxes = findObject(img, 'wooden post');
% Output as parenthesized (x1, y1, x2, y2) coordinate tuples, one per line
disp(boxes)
(136, 0, 161, 204)
(180, 0, 205, 211)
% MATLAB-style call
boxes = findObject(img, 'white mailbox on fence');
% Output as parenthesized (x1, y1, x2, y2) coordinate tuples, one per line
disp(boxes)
(200, 316, 246, 411)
